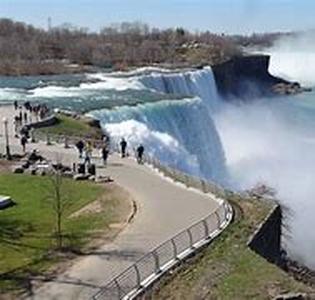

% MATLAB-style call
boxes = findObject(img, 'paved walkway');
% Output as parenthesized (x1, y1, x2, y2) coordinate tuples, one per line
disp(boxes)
(0, 105, 220, 300)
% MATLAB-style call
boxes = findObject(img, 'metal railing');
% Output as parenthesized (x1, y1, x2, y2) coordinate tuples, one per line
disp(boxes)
(93, 201, 232, 300)
(32, 131, 105, 149)
(91, 143, 232, 300)
(30, 132, 233, 300)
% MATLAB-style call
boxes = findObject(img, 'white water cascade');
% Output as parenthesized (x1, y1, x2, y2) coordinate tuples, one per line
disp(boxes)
(139, 66, 221, 111)
(90, 67, 229, 184)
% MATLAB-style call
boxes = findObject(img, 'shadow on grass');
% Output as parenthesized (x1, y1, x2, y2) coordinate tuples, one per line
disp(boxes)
(70, 248, 145, 261)
(0, 218, 53, 251)
(0, 226, 141, 296)
(0, 245, 142, 297)
(0, 254, 101, 298)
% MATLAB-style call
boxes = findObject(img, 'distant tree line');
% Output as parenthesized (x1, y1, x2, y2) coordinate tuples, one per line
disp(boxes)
(0, 18, 287, 75)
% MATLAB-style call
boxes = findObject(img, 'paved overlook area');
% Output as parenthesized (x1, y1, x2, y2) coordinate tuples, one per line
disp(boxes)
(0, 105, 220, 300)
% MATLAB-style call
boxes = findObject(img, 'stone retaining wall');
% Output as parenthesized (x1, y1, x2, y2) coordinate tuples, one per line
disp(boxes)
(26, 115, 58, 129)
(248, 204, 282, 264)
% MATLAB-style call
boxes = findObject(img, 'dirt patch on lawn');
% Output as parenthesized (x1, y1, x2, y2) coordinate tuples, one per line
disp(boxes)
(83, 182, 136, 250)
(35, 182, 136, 277)
(69, 182, 135, 227)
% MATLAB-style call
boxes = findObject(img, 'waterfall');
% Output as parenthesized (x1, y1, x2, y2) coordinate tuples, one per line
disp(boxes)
(89, 67, 229, 184)
(139, 66, 221, 111)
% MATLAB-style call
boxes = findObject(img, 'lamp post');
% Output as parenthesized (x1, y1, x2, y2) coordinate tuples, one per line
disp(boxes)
(3, 117, 11, 160)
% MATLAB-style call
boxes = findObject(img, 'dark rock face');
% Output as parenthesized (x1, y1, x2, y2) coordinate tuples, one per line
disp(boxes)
(248, 205, 283, 265)
(212, 55, 303, 99)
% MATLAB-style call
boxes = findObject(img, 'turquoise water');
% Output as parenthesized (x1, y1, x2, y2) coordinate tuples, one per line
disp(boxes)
(0, 73, 183, 112)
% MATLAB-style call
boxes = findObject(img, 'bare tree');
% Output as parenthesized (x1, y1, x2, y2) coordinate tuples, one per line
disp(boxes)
(0, 18, 254, 74)
(46, 168, 69, 250)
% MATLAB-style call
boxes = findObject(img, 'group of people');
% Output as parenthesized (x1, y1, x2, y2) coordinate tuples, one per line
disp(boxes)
(75, 135, 110, 167)
(120, 138, 145, 164)
(74, 136, 145, 167)
(13, 101, 50, 153)
(75, 139, 94, 165)
(13, 100, 146, 165)
(14, 101, 49, 126)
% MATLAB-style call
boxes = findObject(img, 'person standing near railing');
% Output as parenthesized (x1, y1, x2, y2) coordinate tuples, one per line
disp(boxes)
(136, 144, 144, 164)
(13, 116, 19, 138)
(20, 134, 28, 153)
(19, 108, 23, 124)
(101, 144, 109, 166)
(23, 111, 28, 124)
(14, 100, 18, 110)
(120, 138, 127, 158)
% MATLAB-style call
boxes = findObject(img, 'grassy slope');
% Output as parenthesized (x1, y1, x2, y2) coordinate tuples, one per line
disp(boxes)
(37, 115, 103, 139)
(0, 174, 129, 292)
(147, 196, 314, 300)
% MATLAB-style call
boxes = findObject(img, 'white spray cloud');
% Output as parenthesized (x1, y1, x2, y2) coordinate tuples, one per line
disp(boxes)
(268, 31, 315, 87)
(214, 97, 315, 269)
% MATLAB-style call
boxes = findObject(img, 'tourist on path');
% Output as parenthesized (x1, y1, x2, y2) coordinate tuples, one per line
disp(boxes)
(19, 109, 23, 124)
(75, 140, 85, 158)
(101, 145, 109, 166)
(20, 135, 28, 153)
(13, 116, 19, 137)
(120, 138, 127, 158)
(136, 144, 145, 164)
(83, 141, 93, 166)
(14, 101, 18, 110)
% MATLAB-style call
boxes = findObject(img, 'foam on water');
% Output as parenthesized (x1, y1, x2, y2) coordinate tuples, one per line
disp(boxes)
(105, 119, 200, 175)
(0, 87, 27, 102)
(90, 95, 228, 183)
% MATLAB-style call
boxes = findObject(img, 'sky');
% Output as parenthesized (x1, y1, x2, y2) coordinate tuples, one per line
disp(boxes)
(1, 0, 315, 34)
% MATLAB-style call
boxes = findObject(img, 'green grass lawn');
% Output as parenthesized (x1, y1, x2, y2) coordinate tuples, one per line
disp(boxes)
(148, 196, 314, 299)
(36, 114, 103, 139)
(0, 173, 129, 293)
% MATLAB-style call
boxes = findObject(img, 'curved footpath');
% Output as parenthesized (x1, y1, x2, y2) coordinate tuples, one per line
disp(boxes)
(0, 105, 221, 300)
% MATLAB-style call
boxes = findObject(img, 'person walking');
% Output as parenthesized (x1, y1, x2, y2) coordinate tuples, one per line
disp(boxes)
(20, 135, 28, 153)
(14, 101, 18, 110)
(136, 144, 145, 164)
(14, 116, 19, 137)
(24, 111, 28, 124)
(75, 140, 84, 158)
(19, 109, 23, 124)
(101, 145, 109, 166)
(84, 141, 92, 166)
(120, 138, 127, 158)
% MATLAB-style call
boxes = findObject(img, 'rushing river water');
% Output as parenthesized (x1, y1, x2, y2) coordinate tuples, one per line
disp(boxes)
(0, 59, 315, 269)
